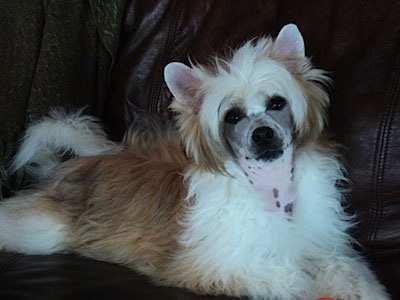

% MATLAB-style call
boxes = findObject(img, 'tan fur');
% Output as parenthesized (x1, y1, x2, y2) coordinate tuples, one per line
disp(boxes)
(171, 100, 227, 174)
(27, 126, 191, 279)
(295, 73, 330, 143)
(270, 55, 331, 145)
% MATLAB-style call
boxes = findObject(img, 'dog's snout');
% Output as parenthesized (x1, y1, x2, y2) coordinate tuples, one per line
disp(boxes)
(252, 127, 274, 147)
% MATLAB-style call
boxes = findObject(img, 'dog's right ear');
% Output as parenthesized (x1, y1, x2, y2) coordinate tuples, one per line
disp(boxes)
(274, 23, 305, 58)
(164, 62, 202, 114)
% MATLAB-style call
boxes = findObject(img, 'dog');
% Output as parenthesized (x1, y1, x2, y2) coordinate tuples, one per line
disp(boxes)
(0, 24, 389, 300)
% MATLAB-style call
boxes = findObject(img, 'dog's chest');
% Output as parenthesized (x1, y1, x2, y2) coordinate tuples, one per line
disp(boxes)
(178, 169, 302, 275)
(237, 146, 296, 215)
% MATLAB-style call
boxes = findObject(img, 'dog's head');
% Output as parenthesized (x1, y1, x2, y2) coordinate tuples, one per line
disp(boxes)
(164, 24, 330, 173)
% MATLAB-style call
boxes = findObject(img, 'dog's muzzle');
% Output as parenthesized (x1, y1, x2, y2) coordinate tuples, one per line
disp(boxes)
(251, 126, 285, 162)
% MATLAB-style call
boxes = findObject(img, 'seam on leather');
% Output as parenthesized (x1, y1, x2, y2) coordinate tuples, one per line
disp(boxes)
(369, 42, 400, 255)
(149, 0, 186, 114)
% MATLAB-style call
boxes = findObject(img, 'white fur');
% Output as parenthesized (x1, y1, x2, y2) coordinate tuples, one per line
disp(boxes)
(172, 150, 338, 297)
(174, 165, 309, 298)
(10, 108, 120, 178)
(164, 24, 389, 299)
(167, 145, 388, 299)
(0, 194, 67, 254)
(202, 57, 307, 141)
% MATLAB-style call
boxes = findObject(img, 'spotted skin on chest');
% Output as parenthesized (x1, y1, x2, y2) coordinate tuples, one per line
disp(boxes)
(238, 146, 296, 216)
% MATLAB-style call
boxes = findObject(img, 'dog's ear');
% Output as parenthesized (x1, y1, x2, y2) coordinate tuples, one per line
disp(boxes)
(274, 23, 305, 57)
(164, 62, 202, 114)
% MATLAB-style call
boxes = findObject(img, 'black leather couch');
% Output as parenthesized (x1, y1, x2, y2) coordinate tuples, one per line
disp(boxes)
(1, 1, 399, 299)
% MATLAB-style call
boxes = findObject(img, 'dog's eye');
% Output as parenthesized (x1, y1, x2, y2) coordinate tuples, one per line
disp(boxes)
(267, 96, 287, 111)
(224, 108, 245, 124)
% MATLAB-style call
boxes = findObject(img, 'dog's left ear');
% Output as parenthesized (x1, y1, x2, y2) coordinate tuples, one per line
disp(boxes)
(164, 62, 226, 173)
(274, 23, 305, 57)
(164, 62, 202, 114)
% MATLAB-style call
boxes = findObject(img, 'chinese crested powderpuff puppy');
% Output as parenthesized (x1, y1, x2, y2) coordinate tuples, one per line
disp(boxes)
(0, 24, 389, 300)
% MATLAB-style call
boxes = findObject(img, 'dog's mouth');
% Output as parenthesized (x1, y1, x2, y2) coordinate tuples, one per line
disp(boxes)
(256, 149, 284, 162)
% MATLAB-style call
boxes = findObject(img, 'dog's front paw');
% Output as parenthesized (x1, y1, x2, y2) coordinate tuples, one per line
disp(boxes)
(313, 257, 390, 300)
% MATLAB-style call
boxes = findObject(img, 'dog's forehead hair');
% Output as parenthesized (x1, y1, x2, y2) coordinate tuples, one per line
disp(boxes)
(218, 93, 267, 117)
(218, 91, 292, 120)
(213, 73, 301, 116)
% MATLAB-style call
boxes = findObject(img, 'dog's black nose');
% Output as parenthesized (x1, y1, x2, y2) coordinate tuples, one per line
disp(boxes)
(252, 126, 274, 147)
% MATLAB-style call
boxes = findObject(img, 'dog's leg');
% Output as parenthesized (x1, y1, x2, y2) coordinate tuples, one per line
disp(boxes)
(311, 255, 390, 300)
(0, 193, 69, 254)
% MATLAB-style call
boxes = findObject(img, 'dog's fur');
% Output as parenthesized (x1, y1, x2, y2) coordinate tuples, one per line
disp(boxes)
(0, 24, 389, 299)
(9, 107, 120, 182)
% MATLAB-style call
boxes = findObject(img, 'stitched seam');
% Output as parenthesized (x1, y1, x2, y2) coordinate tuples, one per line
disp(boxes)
(149, 0, 186, 114)
(369, 45, 400, 255)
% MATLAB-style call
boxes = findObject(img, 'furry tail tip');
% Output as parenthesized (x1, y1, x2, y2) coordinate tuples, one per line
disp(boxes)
(9, 108, 120, 178)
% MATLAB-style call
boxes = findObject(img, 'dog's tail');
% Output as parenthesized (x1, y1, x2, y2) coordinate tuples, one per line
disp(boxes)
(10, 108, 120, 180)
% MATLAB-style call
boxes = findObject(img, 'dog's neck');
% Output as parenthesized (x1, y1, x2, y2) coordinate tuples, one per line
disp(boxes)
(237, 146, 296, 216)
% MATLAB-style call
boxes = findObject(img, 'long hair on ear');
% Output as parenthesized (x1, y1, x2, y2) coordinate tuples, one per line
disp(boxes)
(165, 63, 227, 174)
(293, 67, 331, 144)
(268, 24, 331, 144)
